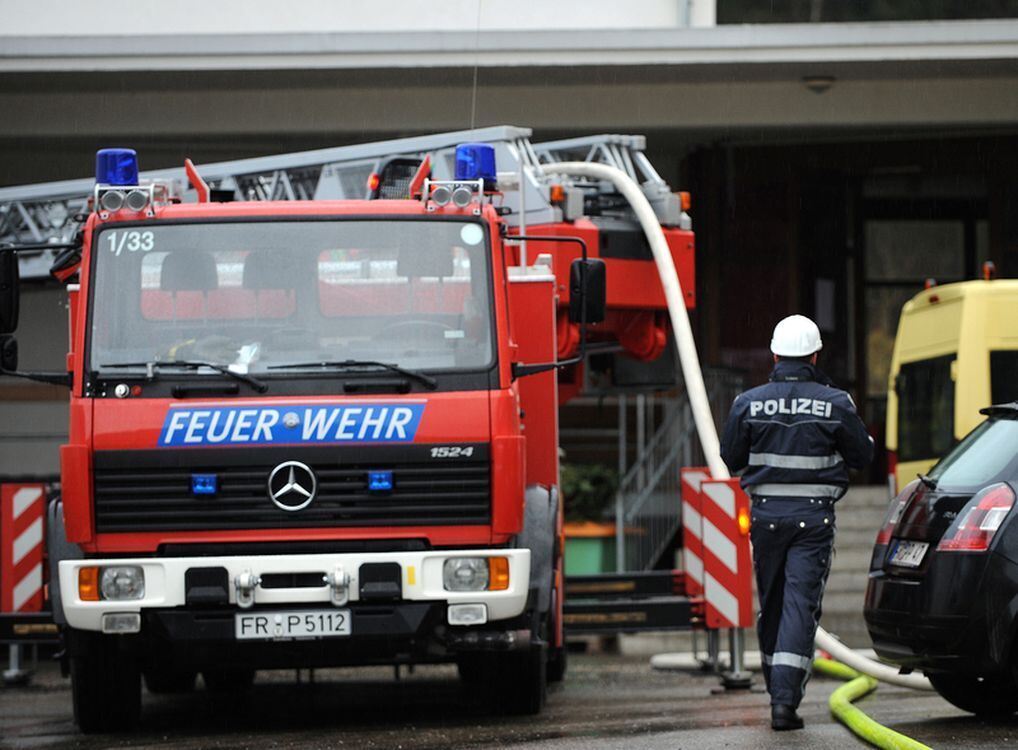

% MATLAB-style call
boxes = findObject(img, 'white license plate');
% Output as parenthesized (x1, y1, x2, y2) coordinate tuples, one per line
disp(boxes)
(235, 609, 351, 640)
(889, 540, 929, 568)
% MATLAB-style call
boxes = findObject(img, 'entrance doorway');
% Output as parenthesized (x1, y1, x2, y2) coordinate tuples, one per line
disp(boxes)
(859, 185, 988, 474)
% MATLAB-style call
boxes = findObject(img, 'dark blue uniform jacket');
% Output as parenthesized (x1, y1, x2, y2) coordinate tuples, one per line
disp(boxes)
(720, 361, 874, 501)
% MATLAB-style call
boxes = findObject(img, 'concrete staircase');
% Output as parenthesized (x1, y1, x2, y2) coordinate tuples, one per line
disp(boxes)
(823, 485, 891, 648)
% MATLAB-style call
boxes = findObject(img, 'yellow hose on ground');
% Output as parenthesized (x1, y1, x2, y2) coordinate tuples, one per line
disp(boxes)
(814, 657, 931, 750)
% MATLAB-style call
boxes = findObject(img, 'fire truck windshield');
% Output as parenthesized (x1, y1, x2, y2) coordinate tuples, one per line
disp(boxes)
(88, 219, 494, 377)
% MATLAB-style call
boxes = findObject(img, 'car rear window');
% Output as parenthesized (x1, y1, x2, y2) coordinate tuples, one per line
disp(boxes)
(897, 355, 955, 462)
(991, 350, 1018, 405)
(929, 416, 1018, 490)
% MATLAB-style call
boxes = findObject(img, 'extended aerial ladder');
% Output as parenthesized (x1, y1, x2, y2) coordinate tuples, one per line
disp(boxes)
(0, 126, 689, 279)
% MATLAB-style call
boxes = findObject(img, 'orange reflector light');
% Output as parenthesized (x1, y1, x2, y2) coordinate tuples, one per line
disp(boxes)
(549, 184, 566, 203)
(677, 191, 692, 211)
(488, 557, 510, 590)
(367, 173, 381, 192)
(79, 567, 100, 601)
(737, 508, 751, 537)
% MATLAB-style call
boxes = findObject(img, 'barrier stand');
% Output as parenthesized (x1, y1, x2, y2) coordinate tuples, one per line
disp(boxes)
(685, 475, 755, 689)
(1, 483, 48, 686)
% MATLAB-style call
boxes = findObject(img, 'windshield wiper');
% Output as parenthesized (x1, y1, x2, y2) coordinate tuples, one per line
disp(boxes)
(101, 360, 268, 393)
(268, 359, 437, 390)
(917, 473, 938, 490)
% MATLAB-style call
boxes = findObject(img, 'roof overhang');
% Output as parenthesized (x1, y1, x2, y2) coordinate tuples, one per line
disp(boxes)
(3, 19, 1018, 73)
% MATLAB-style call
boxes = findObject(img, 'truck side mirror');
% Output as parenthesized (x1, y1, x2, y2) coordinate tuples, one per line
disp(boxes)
(568, 258, 606, 325)
(0, 335, 17, 373)
(0, 249, 19, 334)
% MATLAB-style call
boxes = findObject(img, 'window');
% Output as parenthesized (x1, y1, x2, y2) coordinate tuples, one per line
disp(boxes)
(991, 350, 1018, 405)
(930, 416, 1018, 490)
(89, 219, 494, 375)
(897, 355, 955, 463)
(864, 219, 966, 398)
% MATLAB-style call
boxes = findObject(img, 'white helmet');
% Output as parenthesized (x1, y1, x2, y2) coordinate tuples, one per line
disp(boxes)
(770, 315, 823, 357)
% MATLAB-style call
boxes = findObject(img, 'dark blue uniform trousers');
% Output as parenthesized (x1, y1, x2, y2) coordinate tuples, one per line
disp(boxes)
(750, 498, 835, 708)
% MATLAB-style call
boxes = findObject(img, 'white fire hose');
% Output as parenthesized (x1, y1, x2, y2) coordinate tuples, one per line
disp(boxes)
(540, 161, 931, 691)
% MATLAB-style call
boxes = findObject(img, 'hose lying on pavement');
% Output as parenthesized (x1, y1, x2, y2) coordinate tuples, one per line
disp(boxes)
(814, 657, 932, 750)
(541, 158, 934, 693)
(815, 629, 931, 690)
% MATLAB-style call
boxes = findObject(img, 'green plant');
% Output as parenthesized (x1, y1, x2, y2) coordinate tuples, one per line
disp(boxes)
(561, 463, 618, 522)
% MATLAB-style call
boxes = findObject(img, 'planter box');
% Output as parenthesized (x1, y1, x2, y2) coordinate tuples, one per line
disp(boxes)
(563, 521, 617, 575)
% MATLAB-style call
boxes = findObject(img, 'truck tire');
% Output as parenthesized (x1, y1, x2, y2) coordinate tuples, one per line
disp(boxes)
(202, 667, 256, 693)
(70, 633, 141, 733)
(456, 654, 487, 685)
(928, 672, 1018, 716)
(486, 644, 547, 715)
(144, 668, 197, 694)
(546, 586, 567, 683)
(546, 644, 567, 684)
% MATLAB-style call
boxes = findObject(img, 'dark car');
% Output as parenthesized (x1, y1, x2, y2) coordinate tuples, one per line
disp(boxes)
(865, 403, 1018, 716)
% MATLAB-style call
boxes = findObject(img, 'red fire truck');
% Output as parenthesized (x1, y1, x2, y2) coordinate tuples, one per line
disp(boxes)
(0, 128, 695, 732)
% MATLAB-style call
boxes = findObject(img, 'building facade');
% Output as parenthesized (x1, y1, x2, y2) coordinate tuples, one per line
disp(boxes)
(3, 1, 1018, 478)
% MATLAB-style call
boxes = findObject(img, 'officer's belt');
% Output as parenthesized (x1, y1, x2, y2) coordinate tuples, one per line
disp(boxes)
(749, 483, 844, 499)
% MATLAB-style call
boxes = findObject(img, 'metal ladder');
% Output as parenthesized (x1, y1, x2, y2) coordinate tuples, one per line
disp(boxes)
(0, 125, 686, 279)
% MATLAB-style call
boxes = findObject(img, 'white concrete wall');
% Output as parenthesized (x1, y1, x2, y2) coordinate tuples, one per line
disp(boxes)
(0, 0, 695, 36)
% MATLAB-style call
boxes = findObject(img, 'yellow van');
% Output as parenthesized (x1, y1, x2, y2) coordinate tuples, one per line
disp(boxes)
(886, 279, 1018, 494)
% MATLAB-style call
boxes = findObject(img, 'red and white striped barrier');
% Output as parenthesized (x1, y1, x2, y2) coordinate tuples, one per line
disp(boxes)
(681, 473, 753, 629)
(680, 467, 710, 596)
(1, 484, 47, 613)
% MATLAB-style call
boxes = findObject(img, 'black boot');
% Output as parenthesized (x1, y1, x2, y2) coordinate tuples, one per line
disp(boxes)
(771, 704, 804, 731)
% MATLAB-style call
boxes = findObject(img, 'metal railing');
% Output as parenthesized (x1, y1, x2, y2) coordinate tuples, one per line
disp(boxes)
(614, 367, 745, 571)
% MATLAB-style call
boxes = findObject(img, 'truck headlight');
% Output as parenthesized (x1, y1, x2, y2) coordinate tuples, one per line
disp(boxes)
(99, 566, 145, 601)
(443, 558, 489, 591)
(442, 557, 509, 592)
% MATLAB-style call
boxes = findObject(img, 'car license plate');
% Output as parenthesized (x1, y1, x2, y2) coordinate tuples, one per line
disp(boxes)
(889, 540, 929, 568)
(235, 609, 351, 640)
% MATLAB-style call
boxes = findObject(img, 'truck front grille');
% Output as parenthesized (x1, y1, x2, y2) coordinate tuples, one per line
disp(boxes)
(93, 444, 490, 532)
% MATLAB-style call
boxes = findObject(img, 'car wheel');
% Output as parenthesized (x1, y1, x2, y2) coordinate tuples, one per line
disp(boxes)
(928, 671, 1018, 716)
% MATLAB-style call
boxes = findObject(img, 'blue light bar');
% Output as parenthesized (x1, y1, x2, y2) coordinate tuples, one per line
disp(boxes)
(96, 148, 139, 186)
(368, 470, 394, 493)
(454, 143, 497, 188)
(191, 473, 218, 496)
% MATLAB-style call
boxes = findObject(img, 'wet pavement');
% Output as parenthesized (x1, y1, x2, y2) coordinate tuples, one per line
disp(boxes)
(2, 654, 1016, 749)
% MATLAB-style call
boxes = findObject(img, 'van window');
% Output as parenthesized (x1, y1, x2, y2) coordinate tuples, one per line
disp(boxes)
(990, 351, 1018, 405)
(897, 355, 955, 462)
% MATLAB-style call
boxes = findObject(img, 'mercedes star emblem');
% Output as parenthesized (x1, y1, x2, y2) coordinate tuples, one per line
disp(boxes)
(267, 461, 317, 512)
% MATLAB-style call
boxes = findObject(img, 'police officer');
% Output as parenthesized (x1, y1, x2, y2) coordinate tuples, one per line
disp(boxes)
(720, 315, 873, 731)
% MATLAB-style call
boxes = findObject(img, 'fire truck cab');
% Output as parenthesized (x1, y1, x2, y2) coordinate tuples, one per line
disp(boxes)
(0, 134, 695, 732)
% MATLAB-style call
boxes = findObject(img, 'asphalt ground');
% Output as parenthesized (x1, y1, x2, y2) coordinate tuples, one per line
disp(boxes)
(2, 654, 1017, 749)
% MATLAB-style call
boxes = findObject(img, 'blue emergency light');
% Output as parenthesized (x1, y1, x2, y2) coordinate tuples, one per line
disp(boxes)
(454, 143, 497, 188)
(191, 473, 218, 496)
(367, 470, 394, 493)
(95, 148, 139, 186)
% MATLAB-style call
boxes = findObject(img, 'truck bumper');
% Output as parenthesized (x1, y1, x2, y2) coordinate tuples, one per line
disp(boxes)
(58, 548, 530, 633)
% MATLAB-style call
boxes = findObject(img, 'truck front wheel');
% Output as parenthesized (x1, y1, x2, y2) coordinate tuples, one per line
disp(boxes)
(144, 668, 197, 694)
(70, 632, 141, 733)
(202, 667, 256, 693)
(488, 644, 548, 715)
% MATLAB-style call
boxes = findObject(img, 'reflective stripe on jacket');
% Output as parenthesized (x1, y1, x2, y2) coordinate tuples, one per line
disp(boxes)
(720, 361, 874, 499)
